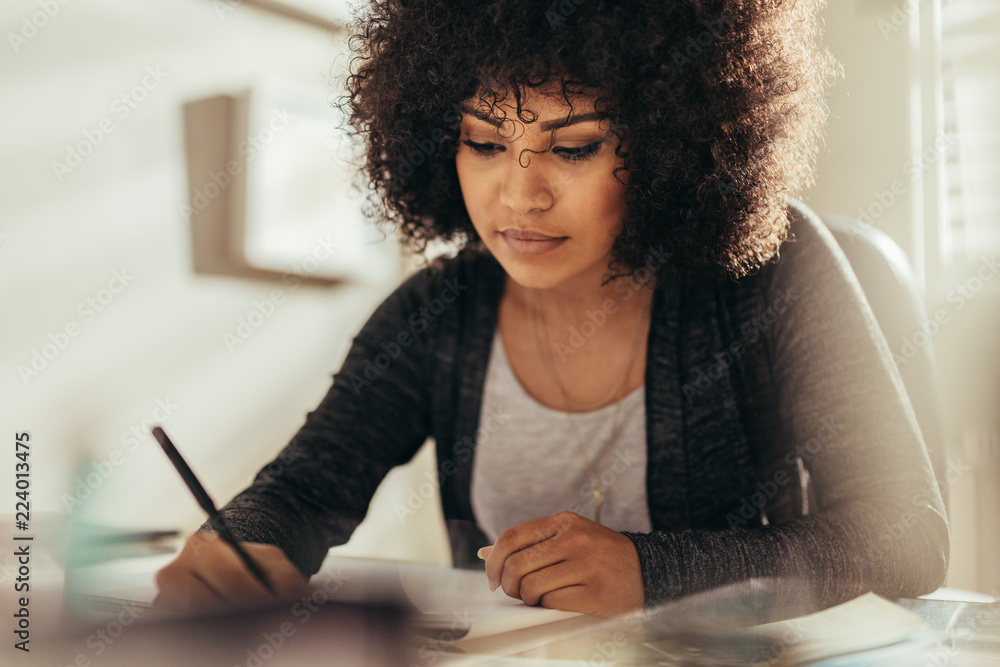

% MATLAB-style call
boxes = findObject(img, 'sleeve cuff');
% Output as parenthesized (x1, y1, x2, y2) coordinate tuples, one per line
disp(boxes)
(621, 530, 685, 608)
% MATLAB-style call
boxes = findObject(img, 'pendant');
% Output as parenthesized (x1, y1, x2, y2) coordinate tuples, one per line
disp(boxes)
(594, 487, 603, 523)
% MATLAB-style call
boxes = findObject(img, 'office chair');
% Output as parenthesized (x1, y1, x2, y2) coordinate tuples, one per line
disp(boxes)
(446, 215, 952, 568)
(821, 214, 949, 511)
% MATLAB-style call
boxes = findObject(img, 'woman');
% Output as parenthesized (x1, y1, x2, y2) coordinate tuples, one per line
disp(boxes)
(155, 0, 949, 618)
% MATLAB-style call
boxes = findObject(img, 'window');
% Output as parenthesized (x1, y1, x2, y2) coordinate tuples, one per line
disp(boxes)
(940, 0, 1000, 264)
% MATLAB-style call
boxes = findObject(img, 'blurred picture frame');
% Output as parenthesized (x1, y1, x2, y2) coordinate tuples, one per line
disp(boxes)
(182, 78, 400, 286)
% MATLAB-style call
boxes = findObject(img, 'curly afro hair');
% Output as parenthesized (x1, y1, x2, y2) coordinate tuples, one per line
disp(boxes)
(340, 0, 839, 281)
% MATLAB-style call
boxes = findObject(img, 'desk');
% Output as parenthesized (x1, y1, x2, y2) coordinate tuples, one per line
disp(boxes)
(427, 592, 1000, 666)
(7, 541, 1000, 667)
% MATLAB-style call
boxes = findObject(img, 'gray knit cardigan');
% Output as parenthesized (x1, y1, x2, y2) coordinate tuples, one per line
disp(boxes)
(212, 200, 949, 609)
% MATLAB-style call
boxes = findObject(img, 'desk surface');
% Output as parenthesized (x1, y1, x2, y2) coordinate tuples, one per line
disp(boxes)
(7, 541, 1000, 666)
(430, 590, 1000, 666)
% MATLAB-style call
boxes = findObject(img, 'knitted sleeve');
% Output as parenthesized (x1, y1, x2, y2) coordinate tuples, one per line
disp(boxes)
(623, 206, 950, 609)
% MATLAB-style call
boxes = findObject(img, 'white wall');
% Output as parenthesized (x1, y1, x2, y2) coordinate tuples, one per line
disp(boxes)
(0, 0, 450, 566)
(806, 0, 916, 257)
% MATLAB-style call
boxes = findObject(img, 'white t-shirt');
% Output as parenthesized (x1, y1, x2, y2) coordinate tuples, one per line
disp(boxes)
(470, 327, 653, 543)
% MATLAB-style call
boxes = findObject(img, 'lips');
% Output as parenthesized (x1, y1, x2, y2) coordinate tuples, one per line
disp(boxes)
(499, 228, 568, 256)
(500, 229, 566, 241)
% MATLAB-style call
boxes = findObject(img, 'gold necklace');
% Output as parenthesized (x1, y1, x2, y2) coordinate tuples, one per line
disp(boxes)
(526, 286, 650, 524)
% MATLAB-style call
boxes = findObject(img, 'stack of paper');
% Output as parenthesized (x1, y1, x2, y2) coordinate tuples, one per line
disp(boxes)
(737, 592, 934, 666)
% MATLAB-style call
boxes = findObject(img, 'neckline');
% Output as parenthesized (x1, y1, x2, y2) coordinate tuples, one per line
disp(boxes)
(491, 327, 645, 417)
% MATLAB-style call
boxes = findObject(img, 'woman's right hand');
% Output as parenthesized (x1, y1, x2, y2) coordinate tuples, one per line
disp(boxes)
(153, 532, 309, 614)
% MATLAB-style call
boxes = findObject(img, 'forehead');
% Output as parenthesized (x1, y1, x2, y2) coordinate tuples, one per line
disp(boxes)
(462, 86, 601, 124)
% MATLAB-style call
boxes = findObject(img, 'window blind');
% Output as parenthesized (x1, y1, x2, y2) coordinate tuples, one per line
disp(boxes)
(940, 0, 1000, 263)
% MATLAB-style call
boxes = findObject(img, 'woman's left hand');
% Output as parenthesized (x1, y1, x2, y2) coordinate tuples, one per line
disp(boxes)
(478, 511, 645, 618)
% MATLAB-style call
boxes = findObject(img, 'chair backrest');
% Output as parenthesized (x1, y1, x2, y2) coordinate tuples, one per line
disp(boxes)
(821, 215, 948, 509)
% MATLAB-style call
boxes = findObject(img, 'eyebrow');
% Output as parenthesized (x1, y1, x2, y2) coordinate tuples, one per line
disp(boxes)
(459, 104, 607, 132)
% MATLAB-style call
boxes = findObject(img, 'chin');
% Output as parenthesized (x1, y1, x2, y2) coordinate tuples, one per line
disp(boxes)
(483, 235, 604, 291)
(497, 262, 568, 291)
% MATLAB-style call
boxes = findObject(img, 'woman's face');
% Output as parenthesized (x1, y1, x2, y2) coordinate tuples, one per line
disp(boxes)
(455, 89, 628, 292)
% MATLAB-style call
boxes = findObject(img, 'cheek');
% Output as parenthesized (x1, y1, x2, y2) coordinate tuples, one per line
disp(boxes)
(566, 167, 627, 235)
(455, 157, 476, 217)
(596, 161, 628, 222)
(455, 155, 494, 217)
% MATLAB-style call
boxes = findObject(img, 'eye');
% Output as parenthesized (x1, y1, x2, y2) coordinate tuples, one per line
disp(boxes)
(552, 140, 604, 163)
(461, 137, 605, 162)
(462, 139, 506, 158)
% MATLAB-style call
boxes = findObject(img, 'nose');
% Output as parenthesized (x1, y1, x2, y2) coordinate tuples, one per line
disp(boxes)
(497, 151, 554, 215)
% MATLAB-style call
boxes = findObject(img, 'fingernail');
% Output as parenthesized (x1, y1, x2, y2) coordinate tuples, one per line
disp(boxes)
(477, 547, 487, 559)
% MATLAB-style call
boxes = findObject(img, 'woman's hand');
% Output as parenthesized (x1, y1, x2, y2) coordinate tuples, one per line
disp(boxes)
(154, 532, 309, 614)
(478, 511, 644, 618)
